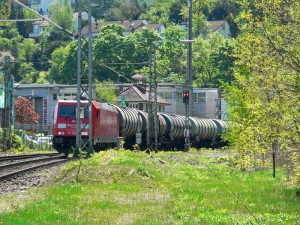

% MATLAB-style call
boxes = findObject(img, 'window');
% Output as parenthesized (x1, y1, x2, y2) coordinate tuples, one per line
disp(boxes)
(176, 92, 182, 101)
(158, 92, 174, 100)
(61, 93, 76, 100)
(59, 106, 75, 117)
(193, 92, 206, 103)
(59, 105, 89, 118)
(53, 94, 57, 100)
(129, 103, 139, 109)
(164, 92, 173, 100)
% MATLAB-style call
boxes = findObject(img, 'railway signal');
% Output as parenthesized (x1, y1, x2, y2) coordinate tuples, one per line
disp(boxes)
(182, 90, 190, 104)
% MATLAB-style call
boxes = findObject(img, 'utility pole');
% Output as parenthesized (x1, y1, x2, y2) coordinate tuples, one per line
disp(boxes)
(2, 56, 14, 151)
(75, 0, 94, 157)
(181, 0, 193, 151)
(147, 44, 158, 152)
(187, 0, 193, 117)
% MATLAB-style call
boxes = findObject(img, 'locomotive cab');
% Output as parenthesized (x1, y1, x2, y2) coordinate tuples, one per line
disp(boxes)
(53, 100, 119, 153)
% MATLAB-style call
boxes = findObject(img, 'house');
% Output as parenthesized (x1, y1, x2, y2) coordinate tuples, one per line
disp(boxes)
(80, 20, 165, 37)
(207, 20, 231, 38)
(180, 20, 231, 39)
(116, 73, 169, 112)
(29, 12, 95, 38)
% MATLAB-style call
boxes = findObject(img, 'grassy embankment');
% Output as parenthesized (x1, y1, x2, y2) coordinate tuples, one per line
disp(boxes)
(0, 149, 299, 225)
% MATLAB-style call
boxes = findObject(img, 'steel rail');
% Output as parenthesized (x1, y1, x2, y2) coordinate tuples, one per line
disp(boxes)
(0, 153, 60, 161)
(0, 155, 63, 170)
(0, 159, 67, 181)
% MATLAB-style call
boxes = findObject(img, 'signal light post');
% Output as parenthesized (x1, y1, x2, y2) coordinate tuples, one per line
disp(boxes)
(183, 90, 190, 151)
(183, 90, 189, 104)
(181, 0, 193, 151)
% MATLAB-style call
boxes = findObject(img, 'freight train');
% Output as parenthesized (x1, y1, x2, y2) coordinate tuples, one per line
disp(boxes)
(52, 100, 227, 153)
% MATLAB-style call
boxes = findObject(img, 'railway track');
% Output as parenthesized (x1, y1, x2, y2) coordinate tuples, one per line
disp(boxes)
(0, 153, 67, 181)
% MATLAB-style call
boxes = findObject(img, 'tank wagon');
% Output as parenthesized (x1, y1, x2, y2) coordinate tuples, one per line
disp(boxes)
(52, 100, 227, 153)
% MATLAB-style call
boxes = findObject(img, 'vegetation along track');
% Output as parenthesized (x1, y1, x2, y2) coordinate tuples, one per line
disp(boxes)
(0, 153, 66, 181)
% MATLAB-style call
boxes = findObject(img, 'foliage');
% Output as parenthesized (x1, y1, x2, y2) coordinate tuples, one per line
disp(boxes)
(223, 0, 300, 183)
(156, 24, 186, 83)
(14, 96, 40, 124)
(48, 42, 77, 84)
(0, 0, 11, 27)
(95, 82, 117, 104)
(193, 33, 233, 87)
(107, 0, 142, 21)
(48, 0, 74, 32)
(92, 24, 160, 83)
(18, 63, 39, 84)
(20, 6, 40, 37)
(18, 38, 37, 62)
(0, 38, 13, 52)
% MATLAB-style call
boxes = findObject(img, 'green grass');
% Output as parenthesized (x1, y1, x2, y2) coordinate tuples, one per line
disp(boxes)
(0, 149, 299, 225)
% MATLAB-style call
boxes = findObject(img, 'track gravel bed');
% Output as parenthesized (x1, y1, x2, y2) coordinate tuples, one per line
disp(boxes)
(0, 153, 67, 196)
(0, 162, 66, 195)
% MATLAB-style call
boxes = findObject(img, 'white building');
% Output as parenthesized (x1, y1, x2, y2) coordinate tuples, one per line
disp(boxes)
(28, 0, 75, 15)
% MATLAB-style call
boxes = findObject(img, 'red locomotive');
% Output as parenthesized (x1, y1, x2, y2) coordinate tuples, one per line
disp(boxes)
(52, 100, 119, 152)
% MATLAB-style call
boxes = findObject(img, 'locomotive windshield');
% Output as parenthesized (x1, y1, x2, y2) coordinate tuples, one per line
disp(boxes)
(59, 106, 76, 117)
(59, 105, 89, 118)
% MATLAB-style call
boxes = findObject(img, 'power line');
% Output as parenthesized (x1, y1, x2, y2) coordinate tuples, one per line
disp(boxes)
(101, 62, 148, 65)
(0, 19, 43, 22)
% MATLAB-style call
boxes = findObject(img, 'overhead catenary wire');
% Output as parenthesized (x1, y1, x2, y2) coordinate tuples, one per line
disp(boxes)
(0, 19, 43, 22)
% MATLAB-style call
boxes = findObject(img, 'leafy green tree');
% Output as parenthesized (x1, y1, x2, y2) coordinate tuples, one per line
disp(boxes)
(18, 63, 39, 83)
(75, 0, 118, 20)
(18, 38, 36, 62)
(155, 24, 186, 83)
(107, 0, 142, 21)
(0, 22, 23, 58)
(0, 38, 13, 52)
(193, 32, 229, 87)
(223, 0, 300, 183)
(92, 24, 160, 83)
(48, 0, 74, 32)
(95, 82, 117, 103)
(0, 0, 11, 27)
(48, 42, 77, 84)
(143, 0, 186, 25)
(92, 24, 129, 82)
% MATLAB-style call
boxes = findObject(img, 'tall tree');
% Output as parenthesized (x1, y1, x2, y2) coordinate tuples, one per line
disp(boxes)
(224, 0, 300, 183)
(193, 32, 226, 87)
(48, 0, 74, 32)
(155, 24, 186, 83)
(107, 0, 142, 21)
(0, 0, 11, 27)
(48, 42, 77, 84)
